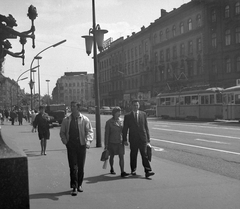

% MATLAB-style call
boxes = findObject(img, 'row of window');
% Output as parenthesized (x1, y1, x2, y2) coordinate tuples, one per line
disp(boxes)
(211, 2, 240, 22)
(211, 27, 240, 47)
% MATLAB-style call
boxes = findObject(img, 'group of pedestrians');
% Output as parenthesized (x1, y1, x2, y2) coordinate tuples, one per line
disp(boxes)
(58, 100, 155, 196)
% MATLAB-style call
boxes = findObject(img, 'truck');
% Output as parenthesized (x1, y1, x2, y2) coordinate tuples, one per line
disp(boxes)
(45, 104, 66, 124)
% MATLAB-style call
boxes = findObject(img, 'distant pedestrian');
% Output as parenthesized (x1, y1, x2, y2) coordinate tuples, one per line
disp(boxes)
(60, 101, 93, 196)
(122, 100, 155, 178)
(17, 109, 24, 125)
(0, 112, 3, 125)
(4, 109, 9, 122)
(33, 106, 50, 155)
(10, 110, 17, 125)
(104, 107, 129, 177)
(31, 110, 37, 132)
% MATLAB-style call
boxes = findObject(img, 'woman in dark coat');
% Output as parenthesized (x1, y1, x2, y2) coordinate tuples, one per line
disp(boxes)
(33, 106, 50, 155)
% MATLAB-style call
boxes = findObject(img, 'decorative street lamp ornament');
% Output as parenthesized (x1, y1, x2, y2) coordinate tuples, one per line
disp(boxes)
(29, 79, 34, 90)
(0, 5, 37, 65)
(82, 24, 108, 55)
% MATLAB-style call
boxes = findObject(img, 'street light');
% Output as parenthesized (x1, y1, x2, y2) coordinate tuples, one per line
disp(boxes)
(34, 56, 42, 108)
(29, 39, 67, 110)
(82, 0, 108, 147)
(46, 79, 50, 105)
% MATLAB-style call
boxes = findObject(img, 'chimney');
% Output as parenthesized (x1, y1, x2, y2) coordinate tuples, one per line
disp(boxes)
(161, 9, 168, 17)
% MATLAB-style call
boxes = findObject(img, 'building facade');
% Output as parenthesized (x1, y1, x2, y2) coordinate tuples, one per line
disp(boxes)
(54, 72, 95, 107)
(98, 0, 240, 109)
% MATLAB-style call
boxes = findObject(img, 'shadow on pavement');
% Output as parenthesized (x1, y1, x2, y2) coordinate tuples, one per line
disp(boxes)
(29, 190, 71, 201)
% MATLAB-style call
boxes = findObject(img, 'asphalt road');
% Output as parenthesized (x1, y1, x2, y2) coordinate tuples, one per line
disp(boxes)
(88, 114, 240, 180)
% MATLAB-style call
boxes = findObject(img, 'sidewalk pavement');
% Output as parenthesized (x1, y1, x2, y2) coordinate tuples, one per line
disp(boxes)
(1, 121, 240, 209)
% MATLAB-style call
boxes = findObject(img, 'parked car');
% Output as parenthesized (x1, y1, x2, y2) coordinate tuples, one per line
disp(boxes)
(143, 108, 156, 117)
(100, 106, 112, 115)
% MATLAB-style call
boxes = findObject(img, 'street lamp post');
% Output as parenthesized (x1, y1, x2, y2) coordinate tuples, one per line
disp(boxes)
(82, 0, 108, 147)
(46, 79, 50, 105)
(34, 56, 42, 108)
(29, 39, 66, 110)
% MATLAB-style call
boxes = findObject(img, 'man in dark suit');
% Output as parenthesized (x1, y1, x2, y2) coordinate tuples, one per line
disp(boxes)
(122, 100, 155, 178)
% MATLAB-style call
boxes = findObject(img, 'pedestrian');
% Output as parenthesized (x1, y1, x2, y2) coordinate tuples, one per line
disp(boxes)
(17, 109, 24, 125)
(33, 106, 50, 155)
(104, 106, 129, 177)
(122, 100, 155, 178)
(31, 110, 37, 132)
(60, 101, 93, 196)
(0, 111, 3, 125)
(10, 110, 17, 125)
(4, 109, 9, 122)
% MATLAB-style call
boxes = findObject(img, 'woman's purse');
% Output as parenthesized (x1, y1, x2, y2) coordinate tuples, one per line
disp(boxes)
(100, 149, 109, 169)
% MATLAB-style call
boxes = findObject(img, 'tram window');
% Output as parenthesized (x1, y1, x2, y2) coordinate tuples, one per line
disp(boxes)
(210, 94, 214, 104)
(179, 96, 184, 105)
(201, 95, 209, 104)
(170, 97, 175, 105)
(191, 95, 198, 104)
(160, 98, 165, 105)
(176, 97, 179, 104)
(228, 94, 234, 104)
(166, 98, 170, 105)
(185, 96, 191, 105)
(222, 94, 227, 104)
(216, 93, 222, 104)
(235, 94, 240, 104)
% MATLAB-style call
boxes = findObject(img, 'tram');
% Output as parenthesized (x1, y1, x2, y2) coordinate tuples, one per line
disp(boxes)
(222, 85, 240, 120)
(156, 88, 223, 120)
(156, 86, 240, 121)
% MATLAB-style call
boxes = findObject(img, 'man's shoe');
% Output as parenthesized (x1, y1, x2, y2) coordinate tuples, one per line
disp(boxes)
(131, 171, 137, 176)
(145, 171, 155, 178)
(110, 169, 116, 175)
(77, 186, 83, 192)
(71, 188, 78, 196)
(121, 172, 130, 177)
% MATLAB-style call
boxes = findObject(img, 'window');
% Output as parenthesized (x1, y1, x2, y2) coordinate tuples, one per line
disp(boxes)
(166, 48, 170, 61)
(160, 50, 164, 62)
(180, 22, 184, 34)
(225, 5, 230, 18)
(225, 29, 231, 46)
(236, 27, 240, 44)
(180, 43, 185, 56)
(211, 9, 216, 22)
(188, 19, 192, 31)
(211, 33, 217, 48)
(159, 31, 163, 43)
(236, 2, 240, 15)
(188, 41, 193, 55)
(196, 14, 202, 27)
(236, 56, 240, 72)
(166, 28, 169, 40)
(226, 57, 231, 73)
(173, 46, 177, 59)
(201, 95, 209, 104)
(172, 25, 176, 37)
(197, 38, 202, 52)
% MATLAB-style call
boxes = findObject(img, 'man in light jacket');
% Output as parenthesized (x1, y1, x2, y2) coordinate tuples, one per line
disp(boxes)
(60, 101, 93, 196)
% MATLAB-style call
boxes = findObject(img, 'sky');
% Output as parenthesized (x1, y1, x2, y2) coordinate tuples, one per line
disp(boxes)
(1, 0, 191, 96)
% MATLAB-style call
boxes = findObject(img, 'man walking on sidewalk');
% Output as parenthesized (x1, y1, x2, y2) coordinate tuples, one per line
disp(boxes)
(122, 100, 155, 178)
(60, 101, 94, 196)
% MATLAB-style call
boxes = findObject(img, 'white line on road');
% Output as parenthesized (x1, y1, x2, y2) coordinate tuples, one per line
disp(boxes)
(151, 146, 164, 152)
(152, 127, 240, 140)
(195, 138, 230, 145)
(151, 138, 240, 156)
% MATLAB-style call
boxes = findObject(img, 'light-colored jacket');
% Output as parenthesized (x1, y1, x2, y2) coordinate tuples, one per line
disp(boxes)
(60, 113, 94, 145)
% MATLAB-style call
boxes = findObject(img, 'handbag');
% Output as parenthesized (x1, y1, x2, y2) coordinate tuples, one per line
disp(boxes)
(100, 149, 109, 161)
(147, 145, 152, 162)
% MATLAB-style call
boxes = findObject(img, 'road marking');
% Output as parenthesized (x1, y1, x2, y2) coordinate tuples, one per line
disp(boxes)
(151, 138, 240, 156)
(151, 146, 164, 152)
(195, 138, 230, 145)
(152, 127, 240, 140)
(153, 122, 240, 131)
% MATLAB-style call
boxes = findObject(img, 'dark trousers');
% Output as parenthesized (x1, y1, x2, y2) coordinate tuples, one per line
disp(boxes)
(66, 141, 86, 188)
(130, 141, 152, 173)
